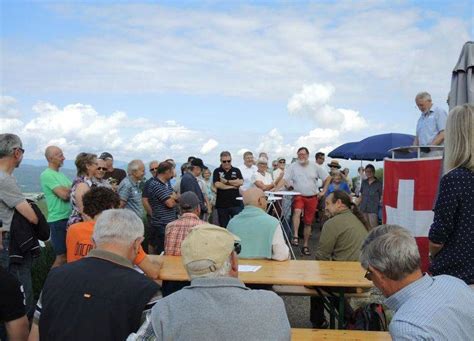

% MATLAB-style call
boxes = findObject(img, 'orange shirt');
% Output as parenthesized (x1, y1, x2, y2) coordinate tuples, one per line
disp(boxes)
(66, 220, 146, 265)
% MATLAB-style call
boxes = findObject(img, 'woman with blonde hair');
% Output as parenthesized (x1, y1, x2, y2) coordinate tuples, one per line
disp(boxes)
(67, 153, 98, 227)
(428, 104, 474, 286)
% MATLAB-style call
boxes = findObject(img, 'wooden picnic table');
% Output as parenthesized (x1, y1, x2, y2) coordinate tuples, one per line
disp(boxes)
(158, 256, 373, 329)
(159, 256, 372, 289)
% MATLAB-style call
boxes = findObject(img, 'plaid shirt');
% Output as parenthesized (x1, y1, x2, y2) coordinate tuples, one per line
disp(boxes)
(164, 213, 206, 256)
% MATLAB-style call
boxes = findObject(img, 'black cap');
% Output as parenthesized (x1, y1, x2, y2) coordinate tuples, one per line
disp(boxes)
(190, 158, 205, 169)
(180, 191, 200, 210)
(99, 152, 113, 160)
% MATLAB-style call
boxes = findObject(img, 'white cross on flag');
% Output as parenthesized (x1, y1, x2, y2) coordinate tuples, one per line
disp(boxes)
(383, 158, 443, 272)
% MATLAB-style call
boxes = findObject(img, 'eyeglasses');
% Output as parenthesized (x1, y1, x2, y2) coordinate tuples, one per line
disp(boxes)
(364, 269, 373, 281)
(330, 166, 339, 169)
(221, 160, 232, 164)
(234, 242, 241, 255)
(150, 167, 158, 172)
(97, 167, 107, 171)
(14, 147, 25, 154)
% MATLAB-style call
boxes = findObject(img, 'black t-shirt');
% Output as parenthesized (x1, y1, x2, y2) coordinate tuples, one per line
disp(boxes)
(104, 168, 127, 185)
(0, 266, 26, 322)
(212, 166, 243, 208)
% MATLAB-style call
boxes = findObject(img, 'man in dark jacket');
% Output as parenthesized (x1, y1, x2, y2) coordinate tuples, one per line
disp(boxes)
(0, 133, 39, 316)
(180, 158, 208, 218)
(29, 209, 161, 341)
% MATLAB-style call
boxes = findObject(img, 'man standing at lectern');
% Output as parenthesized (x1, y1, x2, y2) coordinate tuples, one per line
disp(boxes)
(413, 92, 447, 157)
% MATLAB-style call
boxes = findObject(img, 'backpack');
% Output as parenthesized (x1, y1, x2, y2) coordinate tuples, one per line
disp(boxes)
(347, 303, 388, 331)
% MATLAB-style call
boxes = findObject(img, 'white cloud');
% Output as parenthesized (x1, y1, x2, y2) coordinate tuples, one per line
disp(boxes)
(2, 3, 469, 102)
(1, 97, 212, 162)
(288, 83, 368, 132)
(0, 96, 22, 118)
(200, 139, 218, 155)
(0, 118, 24, 133)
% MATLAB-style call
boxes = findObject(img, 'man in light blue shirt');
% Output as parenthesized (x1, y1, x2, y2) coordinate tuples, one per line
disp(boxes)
(413, 91, 447, 157)
(117, 160, 145, 218)
(360, 225, 474, 341)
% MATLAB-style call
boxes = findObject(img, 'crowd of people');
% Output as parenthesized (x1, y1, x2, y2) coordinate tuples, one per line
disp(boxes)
(0, 99, 472, 340)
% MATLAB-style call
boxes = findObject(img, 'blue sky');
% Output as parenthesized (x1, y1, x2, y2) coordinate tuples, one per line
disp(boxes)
(1, 0, 472, 171)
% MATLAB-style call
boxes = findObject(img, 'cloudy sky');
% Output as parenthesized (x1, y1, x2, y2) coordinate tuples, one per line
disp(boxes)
(1, 1, 472, 169)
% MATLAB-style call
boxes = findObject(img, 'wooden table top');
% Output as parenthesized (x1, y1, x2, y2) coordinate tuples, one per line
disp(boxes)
(159, 256, 372, 289)
(291, 328, 391, 340)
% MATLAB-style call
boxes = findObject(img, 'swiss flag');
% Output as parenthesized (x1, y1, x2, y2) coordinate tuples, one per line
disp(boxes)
(383, 158, 443, 272)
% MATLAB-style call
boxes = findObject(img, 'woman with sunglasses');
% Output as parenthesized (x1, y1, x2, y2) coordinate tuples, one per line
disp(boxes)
(94, 158, 113, 189)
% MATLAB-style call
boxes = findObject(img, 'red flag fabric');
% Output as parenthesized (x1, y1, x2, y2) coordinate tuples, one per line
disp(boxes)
(383, 158, 443, 272)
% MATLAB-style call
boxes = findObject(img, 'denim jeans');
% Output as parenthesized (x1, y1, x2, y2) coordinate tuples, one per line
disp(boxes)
(1, 232, 35, 317)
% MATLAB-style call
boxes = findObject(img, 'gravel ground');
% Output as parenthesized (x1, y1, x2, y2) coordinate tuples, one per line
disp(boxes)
(278, 225, 390, 328)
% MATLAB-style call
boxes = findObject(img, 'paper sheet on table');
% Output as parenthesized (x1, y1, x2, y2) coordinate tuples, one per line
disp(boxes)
(238, 265, 262, 272)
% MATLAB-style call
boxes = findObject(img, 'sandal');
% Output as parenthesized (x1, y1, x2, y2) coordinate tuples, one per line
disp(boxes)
(291, 237, 299, 246)
(301, 247, 311, 256)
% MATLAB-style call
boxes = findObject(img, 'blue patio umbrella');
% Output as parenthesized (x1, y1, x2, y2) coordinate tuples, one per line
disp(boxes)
(327, 141, 358, 159)
(328, 133, 415, 161)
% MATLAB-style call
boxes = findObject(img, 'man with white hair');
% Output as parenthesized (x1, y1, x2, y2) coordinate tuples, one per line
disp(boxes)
(29, 209, 161, 341)
(228, 188, 289, 261)
(238, 151, 257, 194)
(40, 145, 72, 268)
(413, 91, 447, 156)
(131, 224, 291, 340)
(360, 225, 474, 340)
(118, 159, 145, 218)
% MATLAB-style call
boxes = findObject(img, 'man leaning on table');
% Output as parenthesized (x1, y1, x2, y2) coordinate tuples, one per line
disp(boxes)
(228, 187, 289, 261)
(310, 190, 369, 329)
(361, 224, 474, 341)
(129, 224, 291, 341)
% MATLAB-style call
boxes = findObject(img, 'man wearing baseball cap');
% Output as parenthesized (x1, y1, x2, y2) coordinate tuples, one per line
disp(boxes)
(99, 152, 127, 186)
(132, 224, 290, 340)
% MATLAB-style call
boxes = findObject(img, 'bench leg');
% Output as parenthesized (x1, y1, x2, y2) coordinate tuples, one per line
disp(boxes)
(338, 288, 345, 329)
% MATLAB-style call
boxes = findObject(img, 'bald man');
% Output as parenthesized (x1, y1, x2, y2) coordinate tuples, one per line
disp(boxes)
(228, 188, 289, 261)
(40, 146, 72, 267)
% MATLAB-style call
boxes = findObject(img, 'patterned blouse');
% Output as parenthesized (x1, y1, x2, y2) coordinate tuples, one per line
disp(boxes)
(428, 167, 474, 285)
(67, 176, 94, 227)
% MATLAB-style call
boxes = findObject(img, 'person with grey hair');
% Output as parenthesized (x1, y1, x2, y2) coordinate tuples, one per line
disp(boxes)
(0, 133, 38, 316)
(238, 151, 257, 194)
(28, 209, 161, 341)
(413, 91, 447, 156)
(130, 224, 291, 341)
(360, 224, 474, 340)
(117, 159, 145, 218)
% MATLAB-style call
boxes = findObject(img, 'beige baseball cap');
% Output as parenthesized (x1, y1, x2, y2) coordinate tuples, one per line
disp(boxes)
(181, 224, 241, 274)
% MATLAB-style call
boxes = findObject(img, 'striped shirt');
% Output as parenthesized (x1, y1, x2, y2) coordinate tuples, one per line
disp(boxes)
(164, 213, 206, 256)
(385, 274, 474, 340)
(148, 178, 177, 231)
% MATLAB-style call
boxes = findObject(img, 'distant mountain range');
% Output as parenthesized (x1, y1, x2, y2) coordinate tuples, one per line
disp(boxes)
(15, 159, 216, 193)
(21, 158, 128, 170)
(14, 164, 76, 193)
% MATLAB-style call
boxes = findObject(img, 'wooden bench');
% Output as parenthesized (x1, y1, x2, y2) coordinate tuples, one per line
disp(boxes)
(273, 285, 370, 298)
(291, 328, 391, 340)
